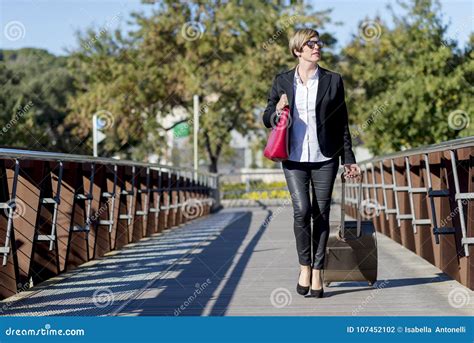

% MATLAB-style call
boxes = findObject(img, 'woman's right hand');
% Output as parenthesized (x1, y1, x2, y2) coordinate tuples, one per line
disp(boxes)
(276, 94, 289, 113)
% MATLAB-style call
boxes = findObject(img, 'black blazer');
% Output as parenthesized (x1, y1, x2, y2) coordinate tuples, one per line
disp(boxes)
(262, 66, 356, 165)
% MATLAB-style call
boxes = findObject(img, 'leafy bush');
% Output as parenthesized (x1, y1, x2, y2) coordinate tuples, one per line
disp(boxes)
(221, 181, 289, 199)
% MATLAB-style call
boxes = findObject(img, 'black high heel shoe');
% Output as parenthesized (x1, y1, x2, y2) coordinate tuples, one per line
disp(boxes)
(306, 272, 324, 298)
(307, 287, 324, 298)
(296, 271, 310, 295)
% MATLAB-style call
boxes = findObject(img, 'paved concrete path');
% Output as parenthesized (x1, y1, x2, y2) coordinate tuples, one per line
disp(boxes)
(1, 204, 472, 316)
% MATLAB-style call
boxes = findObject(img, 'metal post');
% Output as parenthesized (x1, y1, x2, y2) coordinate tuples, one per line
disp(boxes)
(93, 114, 98, 157)
(193, 95, 199, 180)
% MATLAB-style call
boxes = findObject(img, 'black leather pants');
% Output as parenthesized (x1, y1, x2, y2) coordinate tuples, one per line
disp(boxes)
(282, 157, 339, 269)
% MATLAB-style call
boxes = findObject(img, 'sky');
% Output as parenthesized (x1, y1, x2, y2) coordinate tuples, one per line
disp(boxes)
(0, 0, 472, 55)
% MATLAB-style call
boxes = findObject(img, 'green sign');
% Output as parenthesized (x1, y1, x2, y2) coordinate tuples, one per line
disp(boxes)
(173, 122, 190, 138)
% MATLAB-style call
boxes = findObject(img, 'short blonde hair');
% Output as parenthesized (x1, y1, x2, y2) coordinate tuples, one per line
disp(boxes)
(289, 28, 319, 58)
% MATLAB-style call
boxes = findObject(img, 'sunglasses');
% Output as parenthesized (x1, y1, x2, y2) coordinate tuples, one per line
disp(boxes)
(303, 39, 324, 49)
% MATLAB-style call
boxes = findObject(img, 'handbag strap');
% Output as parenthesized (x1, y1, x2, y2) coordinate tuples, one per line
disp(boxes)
(340, 168, 364, 239)
(276, 105, 290, 122)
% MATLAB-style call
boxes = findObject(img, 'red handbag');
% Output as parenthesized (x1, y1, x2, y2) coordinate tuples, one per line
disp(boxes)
(263, 106, 290, 162)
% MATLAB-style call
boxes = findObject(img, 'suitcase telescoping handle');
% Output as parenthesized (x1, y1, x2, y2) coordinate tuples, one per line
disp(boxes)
(339, 168, 364, 240)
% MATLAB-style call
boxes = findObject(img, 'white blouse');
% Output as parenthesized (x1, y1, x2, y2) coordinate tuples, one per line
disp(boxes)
(288, 66, 333, 162)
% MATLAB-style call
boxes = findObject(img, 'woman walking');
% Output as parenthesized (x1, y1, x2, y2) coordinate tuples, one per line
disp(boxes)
(262, 28, 360, 298)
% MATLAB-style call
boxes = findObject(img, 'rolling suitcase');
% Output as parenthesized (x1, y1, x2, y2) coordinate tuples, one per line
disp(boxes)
(323, 170, 378, 287)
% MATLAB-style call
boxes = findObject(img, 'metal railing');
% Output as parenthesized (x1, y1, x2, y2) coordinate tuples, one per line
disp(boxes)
(218, 137, 474, 290)
(0, 136, 472, 298)
(344, 136, 474, 290)
(0, 148, 218, 300)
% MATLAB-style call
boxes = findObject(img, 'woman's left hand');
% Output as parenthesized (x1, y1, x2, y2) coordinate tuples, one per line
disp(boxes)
(344, 163, 361, 179)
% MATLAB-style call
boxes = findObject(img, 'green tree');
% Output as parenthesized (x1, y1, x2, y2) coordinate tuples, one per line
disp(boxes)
(0, 48, 78, 152)
(67, 0, 335, 171)
(339, 0, 473, 155)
